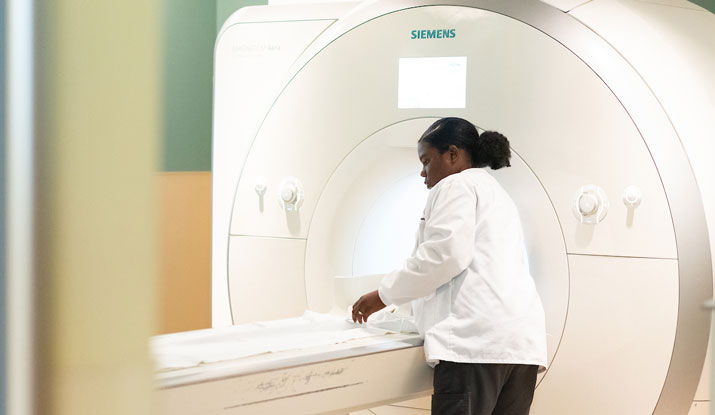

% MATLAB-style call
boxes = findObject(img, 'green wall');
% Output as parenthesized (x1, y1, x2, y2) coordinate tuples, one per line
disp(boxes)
(693, 0, 715, 13)
(161, 0, 266, 172)
(217, 0, 268, 31)
(162, 0, 217, 172)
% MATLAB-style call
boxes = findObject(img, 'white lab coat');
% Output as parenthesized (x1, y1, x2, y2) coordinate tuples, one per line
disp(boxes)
(378, 168, 547, 369)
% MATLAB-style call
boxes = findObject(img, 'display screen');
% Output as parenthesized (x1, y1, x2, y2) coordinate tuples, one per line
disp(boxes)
(398, 56, 467, 109)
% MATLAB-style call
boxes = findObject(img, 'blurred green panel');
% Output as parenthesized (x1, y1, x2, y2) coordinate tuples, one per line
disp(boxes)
(217, 0, 268, 31)
(162, 0, 268, 172)
(162, 0, 217, 171)
(692, 0, 715, 13)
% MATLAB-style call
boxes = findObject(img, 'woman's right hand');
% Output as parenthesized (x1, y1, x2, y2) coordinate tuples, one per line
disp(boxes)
(351, 290, 386, 324)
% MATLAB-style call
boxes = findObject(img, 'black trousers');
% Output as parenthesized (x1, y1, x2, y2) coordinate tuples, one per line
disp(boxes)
(431, 361, 538, 415)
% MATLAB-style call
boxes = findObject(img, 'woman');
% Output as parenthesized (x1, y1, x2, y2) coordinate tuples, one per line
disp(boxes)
(352, 117, 547, 415)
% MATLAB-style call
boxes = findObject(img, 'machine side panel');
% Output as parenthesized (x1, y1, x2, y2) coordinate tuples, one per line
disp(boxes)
(690, 401, 710, 415)
(571, 0, 715, 286)
(569, 1, 715, 408)
(212, 19, 333, 326)
(228, 236, 308, 324)
(695, 345, 710, 401)
(531, 255, 679, 414)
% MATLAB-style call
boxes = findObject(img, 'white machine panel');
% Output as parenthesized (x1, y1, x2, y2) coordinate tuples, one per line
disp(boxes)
(197, 1, 715, 414)
(531, 255, 678, 414)
(213, 18, 336, 326)
(570, 0, 715, 296)
(452, 11, 677, 259)
(229, 6, 676, 260)
(224, 13, 687, 408)
(228, 236, 307, 323)
(690, 401, 710, 415)
(695, 346, 711, 401)
(569, 2, 715, 407)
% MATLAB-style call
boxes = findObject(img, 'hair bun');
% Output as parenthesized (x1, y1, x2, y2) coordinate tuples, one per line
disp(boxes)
(475, 131, 511, 170)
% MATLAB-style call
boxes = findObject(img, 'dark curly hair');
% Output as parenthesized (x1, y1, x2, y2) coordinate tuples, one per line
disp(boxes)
(418, 117, 511, 170)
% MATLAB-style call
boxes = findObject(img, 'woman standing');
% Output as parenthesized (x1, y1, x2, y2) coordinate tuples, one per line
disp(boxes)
(352, 117, 547, 415)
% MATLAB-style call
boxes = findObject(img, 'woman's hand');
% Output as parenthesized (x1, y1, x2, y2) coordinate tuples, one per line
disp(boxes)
(351, 290, 386, 324)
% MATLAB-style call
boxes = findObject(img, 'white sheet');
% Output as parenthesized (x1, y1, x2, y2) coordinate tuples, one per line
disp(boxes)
(151, 310, 418, 371)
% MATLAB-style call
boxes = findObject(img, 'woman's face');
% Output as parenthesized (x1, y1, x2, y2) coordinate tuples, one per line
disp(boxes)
(418, 141, 459, 189)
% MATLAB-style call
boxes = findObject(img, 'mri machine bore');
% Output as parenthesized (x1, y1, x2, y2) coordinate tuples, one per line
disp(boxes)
(152, 0, 715, 414)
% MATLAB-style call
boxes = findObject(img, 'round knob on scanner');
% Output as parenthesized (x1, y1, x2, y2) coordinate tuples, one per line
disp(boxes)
(278, 177, 303, 212)
(280, 184, 297, 203)
(573, 185, 609, 225)
(622, 185, 642, 208)
(578, 193, 598, 216)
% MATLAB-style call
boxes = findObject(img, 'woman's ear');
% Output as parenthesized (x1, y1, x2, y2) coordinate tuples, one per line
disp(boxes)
(448, 145, 460, 163)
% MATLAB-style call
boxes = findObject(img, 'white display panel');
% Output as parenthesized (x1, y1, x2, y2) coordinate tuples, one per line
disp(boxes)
(398, 56, 467, 108)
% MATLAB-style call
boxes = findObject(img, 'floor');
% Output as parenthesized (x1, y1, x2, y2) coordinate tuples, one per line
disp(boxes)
(350, 398, 712, 415)
(350, 396, 431, 415)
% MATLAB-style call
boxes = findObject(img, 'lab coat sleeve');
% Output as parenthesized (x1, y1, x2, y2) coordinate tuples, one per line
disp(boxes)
(378, 180, 477, 306)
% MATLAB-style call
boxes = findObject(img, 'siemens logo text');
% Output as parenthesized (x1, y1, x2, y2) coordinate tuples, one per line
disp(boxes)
(411, 29, 456, 39)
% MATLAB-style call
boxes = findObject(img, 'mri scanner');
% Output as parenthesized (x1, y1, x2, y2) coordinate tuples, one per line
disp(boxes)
(152, 0, 715, 413)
